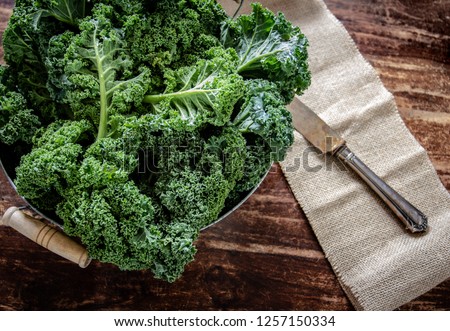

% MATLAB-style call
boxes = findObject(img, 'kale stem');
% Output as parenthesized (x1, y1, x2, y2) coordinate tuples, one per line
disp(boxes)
(237, 49, 282, 74)
(94, 27, 108, 140)
(143, 89, 220, 104)
(233, 0, 244, 19)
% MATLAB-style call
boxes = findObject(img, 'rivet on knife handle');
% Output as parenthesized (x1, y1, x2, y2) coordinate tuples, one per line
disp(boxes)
(335, 146, 428, 233)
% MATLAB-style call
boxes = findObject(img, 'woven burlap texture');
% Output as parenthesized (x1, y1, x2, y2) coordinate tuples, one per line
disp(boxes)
(220, 0, 450, 310)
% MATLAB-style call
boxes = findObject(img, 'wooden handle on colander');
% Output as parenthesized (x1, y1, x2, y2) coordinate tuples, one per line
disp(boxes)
(0, 207, 91, 268)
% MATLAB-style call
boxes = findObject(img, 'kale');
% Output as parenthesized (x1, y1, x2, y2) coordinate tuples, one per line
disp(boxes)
(221, 2, 311, 102)
(1, 0, 311, 282)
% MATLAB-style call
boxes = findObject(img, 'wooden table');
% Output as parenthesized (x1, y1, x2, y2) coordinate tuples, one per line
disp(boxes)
(0, 0, 448, 310)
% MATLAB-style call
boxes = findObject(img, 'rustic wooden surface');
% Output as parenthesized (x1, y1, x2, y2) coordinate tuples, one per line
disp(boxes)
(0, 0, 449, 310)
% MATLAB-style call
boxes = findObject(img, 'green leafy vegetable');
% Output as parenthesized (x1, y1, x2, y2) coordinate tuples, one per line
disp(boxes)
(14, 120, 92, 209)
(154, 127, 246, 229)
(232, 79, 294, 161)
(58, 181, 162, 271)
(0, 66, 41, 145)
(1, 0, 311, 282)
(61, 7, 149, 139)
(2, 5, 61, 121)
(33, 0, 88, 27)
(143, 48, 244, 130)
(221, 2, 311, 102)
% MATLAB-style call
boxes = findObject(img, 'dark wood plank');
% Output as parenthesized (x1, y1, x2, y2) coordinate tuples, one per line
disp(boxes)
(0, 0, 448, 310)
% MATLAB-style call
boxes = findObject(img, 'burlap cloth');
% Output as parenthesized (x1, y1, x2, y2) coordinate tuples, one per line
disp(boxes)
(220, 0, 450, 310)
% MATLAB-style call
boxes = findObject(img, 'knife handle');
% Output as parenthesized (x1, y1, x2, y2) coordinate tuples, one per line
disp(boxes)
(335, 146, 428, 233)
(0, 207, 91, 267)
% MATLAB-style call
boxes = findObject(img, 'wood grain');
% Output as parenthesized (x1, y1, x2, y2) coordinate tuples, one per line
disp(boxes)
(0, 0, 448, 310)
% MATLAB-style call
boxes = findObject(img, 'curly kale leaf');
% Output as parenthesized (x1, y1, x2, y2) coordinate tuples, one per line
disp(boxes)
(94, 0, 150, 16)
(52, 115, 196, 281)
(221, 2, 311, 102)
(204, 126, 247, 185)
(236, 136, 272, 193)
(58, 180, 161, 271)
(154, 127, 246, 230)
(123, 0, 227, 77)
(2, 5, 61, 121)
(58, 180, 198, 282)
(33, 0, 89, 27)
(62, 7, 149, 139)
(44, 30, 75, 104)
(54, 120, 199, 280)
(0, 92, 41, 145)
(14, 120, 93, 209)
(232, 79, 294, 162)
(187, 0, 228, 35)
(0, 66, 41, 145)
(152, 222, 198, 282)
(143, 48, 244, 130)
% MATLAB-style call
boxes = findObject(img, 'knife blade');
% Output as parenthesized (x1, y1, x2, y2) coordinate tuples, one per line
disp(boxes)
(287, 98, 428, 233)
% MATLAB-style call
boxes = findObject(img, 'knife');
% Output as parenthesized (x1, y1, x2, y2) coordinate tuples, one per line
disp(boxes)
(287, 98, 428, 233)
